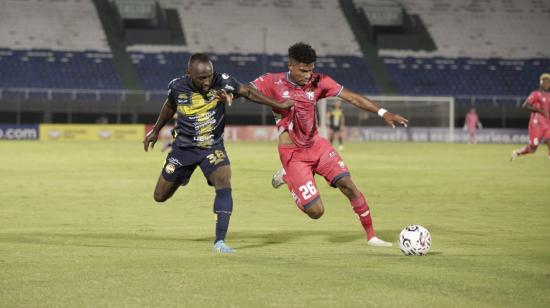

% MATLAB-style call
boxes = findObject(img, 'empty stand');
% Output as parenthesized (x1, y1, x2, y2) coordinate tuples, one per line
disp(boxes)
(129, 52, 379, 94)
(377, 0, 550, 59)
(127, 0, 362, 56)
(0, 0, 109, 51)
(0, 49, 121, 89)
(383, 57, 550, 96)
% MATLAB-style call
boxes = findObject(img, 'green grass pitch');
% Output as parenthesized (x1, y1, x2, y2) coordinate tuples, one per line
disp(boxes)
(1, 141, 549, 307)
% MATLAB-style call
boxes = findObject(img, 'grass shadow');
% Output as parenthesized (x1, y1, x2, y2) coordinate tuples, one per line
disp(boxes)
(0, 229, 393, 250)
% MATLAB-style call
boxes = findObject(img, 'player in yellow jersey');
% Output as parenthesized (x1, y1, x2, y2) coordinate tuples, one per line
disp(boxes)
(328, 100, 345, 150)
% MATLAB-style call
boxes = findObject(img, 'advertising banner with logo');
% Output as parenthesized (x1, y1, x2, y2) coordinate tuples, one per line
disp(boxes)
(40, 124, 145, 141)
(0, 125, 39, 140)
(344, 127, 529, 144)
(220, 126, 528, 144)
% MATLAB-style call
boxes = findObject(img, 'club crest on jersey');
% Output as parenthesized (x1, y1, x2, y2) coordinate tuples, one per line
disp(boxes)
(282, 91, 290, 98)
(306, 91, 315, 101)
(338, 160, 345, 169)
(222, 73, 230, 79)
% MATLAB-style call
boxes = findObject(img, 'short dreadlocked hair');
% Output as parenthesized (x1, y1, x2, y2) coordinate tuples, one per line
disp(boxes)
(288, 42, 317, 64)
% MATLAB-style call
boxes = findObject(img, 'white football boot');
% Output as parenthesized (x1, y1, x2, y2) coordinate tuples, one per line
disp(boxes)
(367, 236, 393, 247)
(510, 150, 519, 161)
(271, 167, 286, 189)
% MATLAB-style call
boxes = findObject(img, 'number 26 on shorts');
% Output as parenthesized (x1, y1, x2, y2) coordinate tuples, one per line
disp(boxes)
(299, 181, 317, 200)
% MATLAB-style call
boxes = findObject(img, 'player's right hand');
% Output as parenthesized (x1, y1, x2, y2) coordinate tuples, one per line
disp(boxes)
(279, 99, 294, 109)
(143, 130, 159, 152)
(383, 112, 408, 128)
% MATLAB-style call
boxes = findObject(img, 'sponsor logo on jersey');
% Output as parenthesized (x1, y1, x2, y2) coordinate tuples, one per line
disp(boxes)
(224, 84, 234, 91)
(193, 134, 214, 142)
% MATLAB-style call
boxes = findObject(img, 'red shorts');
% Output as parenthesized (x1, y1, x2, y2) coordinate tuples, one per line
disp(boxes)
(278, 135, 350, 211)
(528, 123, 550, 146)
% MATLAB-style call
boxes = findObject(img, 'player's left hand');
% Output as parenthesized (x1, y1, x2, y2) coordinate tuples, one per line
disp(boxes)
(213, 89, 234, 106)
(383, 112, 408, 128)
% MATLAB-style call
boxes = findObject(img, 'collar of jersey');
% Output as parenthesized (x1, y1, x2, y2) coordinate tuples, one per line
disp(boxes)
(286, 72, 310, 88)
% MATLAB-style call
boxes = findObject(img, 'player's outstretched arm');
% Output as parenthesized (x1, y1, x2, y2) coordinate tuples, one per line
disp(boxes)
(143, 99, 176, 152)
(339, 88, 408, 128)
(238, 84, 294, 109)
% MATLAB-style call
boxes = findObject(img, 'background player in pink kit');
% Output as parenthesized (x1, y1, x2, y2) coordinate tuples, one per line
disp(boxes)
(511, 73, 550, 160)
(251, 43, 408, 247)
(464, 107, 482, 144)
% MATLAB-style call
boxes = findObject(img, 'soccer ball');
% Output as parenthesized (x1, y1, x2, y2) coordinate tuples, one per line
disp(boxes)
(398, 225, 431, 256)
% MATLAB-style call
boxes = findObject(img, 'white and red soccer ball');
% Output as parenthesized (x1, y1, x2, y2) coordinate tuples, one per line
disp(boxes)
(398, 225, 432, 256)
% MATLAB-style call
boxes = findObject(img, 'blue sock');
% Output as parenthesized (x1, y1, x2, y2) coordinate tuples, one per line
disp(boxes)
(214, 188, 233, 243)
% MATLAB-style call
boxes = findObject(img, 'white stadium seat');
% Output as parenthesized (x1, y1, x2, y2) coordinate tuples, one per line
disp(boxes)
(0, 0, 109, 51)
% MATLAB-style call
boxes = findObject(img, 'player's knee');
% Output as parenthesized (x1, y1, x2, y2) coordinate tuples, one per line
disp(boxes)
(212, 176, 231, 189)
(307, 209, 324, 219)
(153, 191, 170, 203)
(305, 200, 324, 219)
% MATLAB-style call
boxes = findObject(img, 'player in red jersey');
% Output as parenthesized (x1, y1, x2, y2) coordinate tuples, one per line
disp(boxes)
(251, 43, 408, 247)
(511, 73, 550, 161)
(463, 107, 482, 144)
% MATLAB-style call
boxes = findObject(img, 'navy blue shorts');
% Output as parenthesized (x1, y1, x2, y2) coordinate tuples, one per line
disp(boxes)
(161, 144, 230, 186)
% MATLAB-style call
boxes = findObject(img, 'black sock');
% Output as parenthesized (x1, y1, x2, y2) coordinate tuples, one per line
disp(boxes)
(214, 188, 233, 243)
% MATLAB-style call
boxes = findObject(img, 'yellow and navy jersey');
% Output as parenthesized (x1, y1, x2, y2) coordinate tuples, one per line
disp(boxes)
(329, 108, 344, 128)
(167, 72, 241, 148)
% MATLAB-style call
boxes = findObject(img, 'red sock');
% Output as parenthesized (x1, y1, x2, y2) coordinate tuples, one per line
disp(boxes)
(350, 193, 375, 240)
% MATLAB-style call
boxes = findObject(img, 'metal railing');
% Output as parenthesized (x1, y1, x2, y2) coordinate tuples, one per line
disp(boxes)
(0, 88, 530, 127)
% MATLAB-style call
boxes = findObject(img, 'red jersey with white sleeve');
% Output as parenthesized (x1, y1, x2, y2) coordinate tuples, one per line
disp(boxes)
(526, 90, 550, 129)
(251, 72, 343, 147)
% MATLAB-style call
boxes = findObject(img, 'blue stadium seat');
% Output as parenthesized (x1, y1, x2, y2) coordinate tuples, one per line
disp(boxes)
(0, 49, 122, 90)
(129, 52, 379, 94)
(383, 56, 550, 96)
